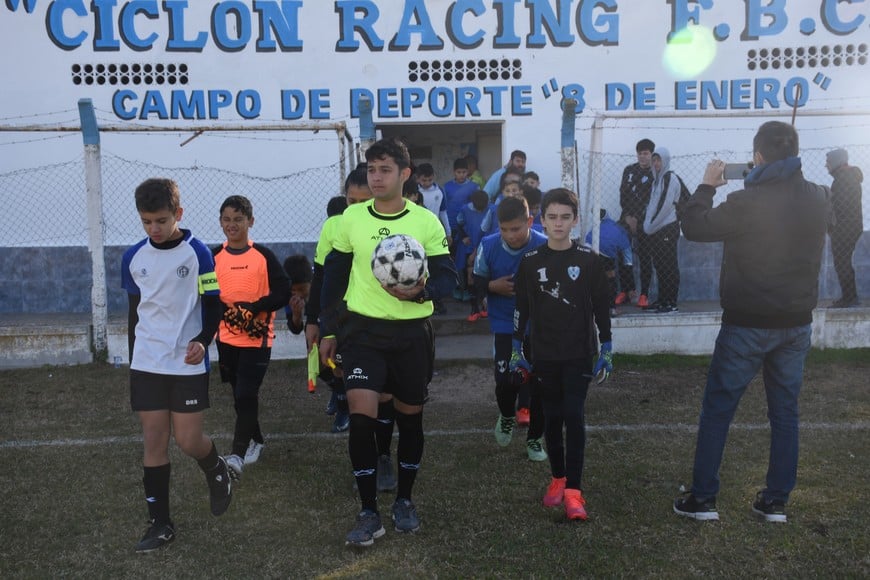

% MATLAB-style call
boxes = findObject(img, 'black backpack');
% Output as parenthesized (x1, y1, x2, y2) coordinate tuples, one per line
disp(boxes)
(651, 171, 691, 222)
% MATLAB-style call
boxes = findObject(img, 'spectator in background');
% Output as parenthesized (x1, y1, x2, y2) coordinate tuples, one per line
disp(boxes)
(481, 169, 524, 237)
(826, 148, 863, 308)
(642, 148, 684, 313)
(522, 171, 541, 190)
(443, 157, 478, 247)
(404, 179, 425, 206)
(416, 163, 447, 227)
(283, 254, 313, 336)
(585, 209, 633, 316)
(674, 121, 830, 524)
(616, 138, 655, 308)
(522, 185, 544, 234)
(466, 154, 486, 189)
(455, 189, 491, 319)
(484, 150, 527, 201)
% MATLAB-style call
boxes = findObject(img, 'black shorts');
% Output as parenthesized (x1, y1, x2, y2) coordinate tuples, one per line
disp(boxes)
(130, 369, 210, 413)
(339, 313, 433, 406)
(216, 341, 272, 399)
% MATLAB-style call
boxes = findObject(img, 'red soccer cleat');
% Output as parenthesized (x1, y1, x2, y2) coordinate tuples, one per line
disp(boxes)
(564, 489, 588, 521)
(543, 477, 566, 507)
(516, 407, 530, 427)
(637, 294, 649, 308)
(614, 291, 628, 305)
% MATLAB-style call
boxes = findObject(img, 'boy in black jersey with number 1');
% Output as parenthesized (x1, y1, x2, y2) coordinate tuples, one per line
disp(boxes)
(511, 188, 614, 521)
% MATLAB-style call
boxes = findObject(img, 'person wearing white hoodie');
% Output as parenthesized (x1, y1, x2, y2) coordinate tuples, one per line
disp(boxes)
(643, 147, 683, 313)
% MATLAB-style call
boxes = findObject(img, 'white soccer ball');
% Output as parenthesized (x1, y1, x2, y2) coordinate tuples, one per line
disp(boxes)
(371, 234, 428, 289)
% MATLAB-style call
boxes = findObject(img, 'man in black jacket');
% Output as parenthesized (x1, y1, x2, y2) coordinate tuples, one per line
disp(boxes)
(616, 138, 655, 307)
(673, 121, 830, 524)
(826, 148, 864, 308)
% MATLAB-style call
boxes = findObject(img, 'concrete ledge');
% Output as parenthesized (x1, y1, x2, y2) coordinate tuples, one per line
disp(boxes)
(1, 305, 868, 369)
(106, 322, 308, 366)
(614, 311, 724, 355)
(0, 321, 92, 368)
(615, 307, 870, 355)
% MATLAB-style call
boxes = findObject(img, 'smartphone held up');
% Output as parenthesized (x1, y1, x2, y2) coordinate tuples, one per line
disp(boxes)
(723, 162, 754, 180)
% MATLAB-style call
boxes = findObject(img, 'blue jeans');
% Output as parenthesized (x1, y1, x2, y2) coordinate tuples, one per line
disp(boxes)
(691, 323, 812, 504)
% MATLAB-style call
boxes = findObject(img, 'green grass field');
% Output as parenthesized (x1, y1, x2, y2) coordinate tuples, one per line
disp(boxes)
(1, 351, 868, 578)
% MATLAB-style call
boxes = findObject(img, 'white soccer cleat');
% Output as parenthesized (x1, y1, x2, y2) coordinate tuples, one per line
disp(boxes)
(244, 440, 264, 464)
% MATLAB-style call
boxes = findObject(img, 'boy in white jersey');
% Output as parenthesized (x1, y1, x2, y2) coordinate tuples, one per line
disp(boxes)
(320, 138, 457, 547)
(121, 178, 232, 553)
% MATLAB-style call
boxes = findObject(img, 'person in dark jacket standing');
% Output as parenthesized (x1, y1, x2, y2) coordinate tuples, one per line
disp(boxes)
(673, 121, 830, 524)
(616, 138, 656, 308)
(826, 148, 863, 308)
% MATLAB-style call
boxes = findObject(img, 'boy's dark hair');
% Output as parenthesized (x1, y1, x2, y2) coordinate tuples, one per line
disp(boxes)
(135, 177, 180, 213)
(497, 195, 530, 223)
(510, 149, 527, 161)
(636, 138, 655, 153)
(753, 121, 799, 162)
(283, 254, 313, 284)
(499, 168, 523, 191)
(365, 137, 411, 170)
(522, 185, 542, 208)
(470, 189, 489, 211)
(522, 171, 540, 182)
(417, 163, 435, 177)
(344, 164, 368, 193)
(403, 178, 421, 198)
(541, 188, 579, 217)
(219, 195, 253, 219)
(453, 158, 468, 170)
(326, 195, 347, 217)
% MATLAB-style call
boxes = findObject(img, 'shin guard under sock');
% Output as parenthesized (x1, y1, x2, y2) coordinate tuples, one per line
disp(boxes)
(348, 413, 379, 512)
(375, 401, 395, 457)
(233, 397, 259, 457)
(143, 463, 171, 524)
(394, 410, 424, 500)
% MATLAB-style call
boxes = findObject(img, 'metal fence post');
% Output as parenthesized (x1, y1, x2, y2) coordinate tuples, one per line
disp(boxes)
(78, 98, 107, 358)
(585, 115, 605, 248)
(358, 96, 375, 159)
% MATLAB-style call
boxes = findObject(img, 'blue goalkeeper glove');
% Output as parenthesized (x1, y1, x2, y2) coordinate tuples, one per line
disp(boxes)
(509, 338, 531, 373)
(593, 341, 613, 383)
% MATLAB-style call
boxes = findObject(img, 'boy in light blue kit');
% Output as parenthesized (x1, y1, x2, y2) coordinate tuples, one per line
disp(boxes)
(443, 157, 478, 246)
(473, 196, 548, 460)
(585, 209, 633, 315)
(455, 189, 490, 320)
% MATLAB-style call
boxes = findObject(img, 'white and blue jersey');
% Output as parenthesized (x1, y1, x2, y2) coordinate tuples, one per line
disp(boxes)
(122, 229, 220, 375)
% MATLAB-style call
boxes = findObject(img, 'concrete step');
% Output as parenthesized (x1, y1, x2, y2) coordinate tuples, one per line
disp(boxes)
(2, 301, 869, 368)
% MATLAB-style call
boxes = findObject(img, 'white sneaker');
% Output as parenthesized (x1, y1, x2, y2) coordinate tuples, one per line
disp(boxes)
(225, 454, 244, 481)
(244, 440, 264, 464)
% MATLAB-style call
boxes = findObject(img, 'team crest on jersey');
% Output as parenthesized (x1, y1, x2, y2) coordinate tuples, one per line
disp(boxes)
(177, 265, 190, 278)
(568, 266, 580, 280)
